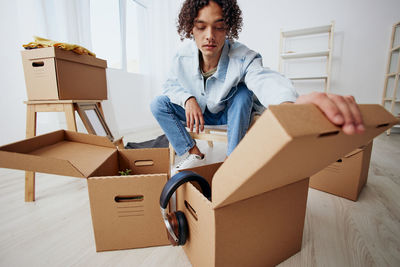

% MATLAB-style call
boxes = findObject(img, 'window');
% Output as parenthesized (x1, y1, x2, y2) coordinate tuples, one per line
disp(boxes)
(90, 0, 122, 69)
(90, 0, 147, 73)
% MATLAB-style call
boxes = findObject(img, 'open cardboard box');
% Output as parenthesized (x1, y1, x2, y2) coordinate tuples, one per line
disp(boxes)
(0, 130, 170, 251)
(176, 104, 397, 267)
(21, 47, 108, 100)
(310, 141, 373, 201)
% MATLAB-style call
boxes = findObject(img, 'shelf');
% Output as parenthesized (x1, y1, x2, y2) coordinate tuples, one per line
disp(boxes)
(386, 73, 397, 77)
(383, 98, 400, 102)
(282, 24, 332, 37)
(281, 50, 330, 59)
(288, 75, 328, 80)
(392, 45, 400, 52)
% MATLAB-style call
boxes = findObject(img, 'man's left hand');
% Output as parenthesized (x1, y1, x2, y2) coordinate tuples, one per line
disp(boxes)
(295, 92, 365, 135)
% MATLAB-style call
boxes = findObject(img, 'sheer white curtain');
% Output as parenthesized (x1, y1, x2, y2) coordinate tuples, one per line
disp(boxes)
(24, 0, 92, 49)
(145, 0, 184, 98)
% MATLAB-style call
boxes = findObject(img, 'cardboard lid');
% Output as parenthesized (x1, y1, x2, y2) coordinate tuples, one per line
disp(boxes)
(0, 130, 116, 178)
(212, 104, 398, 209)
(344, 147, 364, 158)
(21, 47, 107, 68)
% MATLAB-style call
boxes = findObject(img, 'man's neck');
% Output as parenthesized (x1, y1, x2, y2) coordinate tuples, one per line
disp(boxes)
(200, 52, 222, 73)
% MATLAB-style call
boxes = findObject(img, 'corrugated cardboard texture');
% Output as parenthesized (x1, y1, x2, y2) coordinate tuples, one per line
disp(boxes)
(0, 130, 172, 251)
(0, 130, 116, 178)
(177, 168, 217, 267)
(119, 148, 170, 177)
(21, 47, 107, 100)
(310, 142, 373, 201)
(177, 164, 309, 267)
(214, 178, 309, 267)
(88, 174, 170, 251)
(212, 104, 398, 209)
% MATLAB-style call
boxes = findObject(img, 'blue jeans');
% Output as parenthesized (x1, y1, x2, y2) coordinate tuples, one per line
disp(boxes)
(150, 83, 254, 156)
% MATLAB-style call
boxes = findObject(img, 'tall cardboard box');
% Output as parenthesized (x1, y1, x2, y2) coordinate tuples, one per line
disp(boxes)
(175, 104, 397, 267)
(309, 142, 373, 201)
(0, 130, 170, 251)
(21, 47, 108, 100)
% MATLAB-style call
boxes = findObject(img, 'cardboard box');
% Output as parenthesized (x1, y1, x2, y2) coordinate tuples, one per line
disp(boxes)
(0, 130, 170, 251)
(309, 142, 373, 201)
(175, 104, 397, 267)
(21, 47, 107, 100)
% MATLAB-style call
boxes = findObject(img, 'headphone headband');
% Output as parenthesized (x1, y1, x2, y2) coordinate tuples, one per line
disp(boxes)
(160, 170, 211, 209)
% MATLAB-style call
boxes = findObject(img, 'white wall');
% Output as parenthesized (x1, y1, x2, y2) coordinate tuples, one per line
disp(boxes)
(237, 0, 400, 103)
(0, 1, 30, 145)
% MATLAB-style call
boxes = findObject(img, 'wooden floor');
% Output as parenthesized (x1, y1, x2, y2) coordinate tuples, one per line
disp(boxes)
(0, 130, 399, 267)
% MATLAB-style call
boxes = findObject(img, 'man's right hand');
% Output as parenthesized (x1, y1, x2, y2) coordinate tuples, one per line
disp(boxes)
(185, 97, 205, 134)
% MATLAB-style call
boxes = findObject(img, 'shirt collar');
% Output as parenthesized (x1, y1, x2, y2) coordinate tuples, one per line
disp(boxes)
(192, 39, 230, 82)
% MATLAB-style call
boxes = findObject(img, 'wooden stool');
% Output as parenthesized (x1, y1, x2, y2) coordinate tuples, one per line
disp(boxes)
(24, 100, 104, 202)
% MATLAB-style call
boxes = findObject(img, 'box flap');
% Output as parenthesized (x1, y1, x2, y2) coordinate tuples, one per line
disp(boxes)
(0, 130, 116, 178)
(21, 47, 107, 68)
(342, 141, 372, 158)
(118, 148, 170, 176)
(344, 148, 363, 158)
(212, 104, 398, 209)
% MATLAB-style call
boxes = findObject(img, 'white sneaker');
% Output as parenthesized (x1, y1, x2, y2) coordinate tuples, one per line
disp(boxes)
(174, 154, 206, 172)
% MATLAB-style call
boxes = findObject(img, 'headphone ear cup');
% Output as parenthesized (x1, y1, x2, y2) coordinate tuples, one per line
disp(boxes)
(175, 211, 188, 246)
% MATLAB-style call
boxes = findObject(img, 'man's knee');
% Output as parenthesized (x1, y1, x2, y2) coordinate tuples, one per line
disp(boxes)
(150, 95, 170, 115)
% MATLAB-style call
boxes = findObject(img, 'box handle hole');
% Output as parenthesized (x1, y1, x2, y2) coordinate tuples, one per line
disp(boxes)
(32, 61, 44, 67)
(134, 160, 154, 167)
(336, 159, 342, 163)
(184, 200, 198, 221)
(115, 195, 144, 203)
(318, 131, 339, 138)
(376, 123, 389, 128)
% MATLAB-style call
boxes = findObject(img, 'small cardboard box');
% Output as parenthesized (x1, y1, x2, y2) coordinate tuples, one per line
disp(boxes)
(21, 47, 108, 100)
(309, 141, 373, 201)
(175, 104, 397, 267)
(0, 130, 170, 251)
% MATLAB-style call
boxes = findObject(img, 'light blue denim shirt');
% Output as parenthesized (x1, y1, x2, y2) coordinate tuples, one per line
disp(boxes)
(162, 40, 298, 114)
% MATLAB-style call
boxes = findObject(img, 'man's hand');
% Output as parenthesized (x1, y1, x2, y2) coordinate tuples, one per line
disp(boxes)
(295, 92, 365, 135)
(185, 97, 205, 134)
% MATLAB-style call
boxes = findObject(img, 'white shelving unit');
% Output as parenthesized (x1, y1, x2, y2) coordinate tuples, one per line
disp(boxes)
(381, 21, 400, 135)
(279, 22, 335, 93)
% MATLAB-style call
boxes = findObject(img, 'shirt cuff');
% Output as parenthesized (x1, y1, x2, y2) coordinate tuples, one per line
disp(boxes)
(181, 93, 195, 108)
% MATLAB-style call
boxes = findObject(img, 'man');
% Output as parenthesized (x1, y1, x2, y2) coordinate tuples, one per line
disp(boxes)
(151, 0, 364, 171)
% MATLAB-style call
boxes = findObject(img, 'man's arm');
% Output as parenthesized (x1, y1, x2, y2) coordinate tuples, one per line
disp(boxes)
(162, 55, 204, 134)
(162, 55, 194, 108)
(243, 53, 364, 135)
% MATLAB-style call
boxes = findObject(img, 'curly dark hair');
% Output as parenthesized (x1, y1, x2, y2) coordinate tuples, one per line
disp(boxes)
(177, 0, 243, 41)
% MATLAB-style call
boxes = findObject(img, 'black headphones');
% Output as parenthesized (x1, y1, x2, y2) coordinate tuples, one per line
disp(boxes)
(160, 170, 211, 246)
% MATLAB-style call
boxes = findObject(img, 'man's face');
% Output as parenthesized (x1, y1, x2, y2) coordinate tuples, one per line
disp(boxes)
(192, 1, 226, 61)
